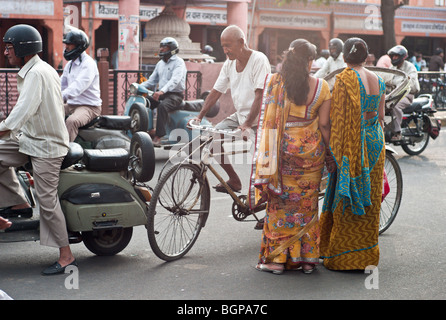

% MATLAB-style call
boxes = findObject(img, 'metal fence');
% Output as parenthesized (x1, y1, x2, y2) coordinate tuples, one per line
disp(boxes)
(417, 71, 446, 110)
(0, 68, 19, 119)
(0, 69, 202, 118)
(109, 70, 202, 115)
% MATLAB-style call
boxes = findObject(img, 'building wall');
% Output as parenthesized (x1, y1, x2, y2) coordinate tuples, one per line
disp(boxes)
(1, 0, 446, 68)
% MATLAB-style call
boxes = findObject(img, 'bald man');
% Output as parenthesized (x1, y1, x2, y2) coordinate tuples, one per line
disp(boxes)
(194, 25, 271, 193)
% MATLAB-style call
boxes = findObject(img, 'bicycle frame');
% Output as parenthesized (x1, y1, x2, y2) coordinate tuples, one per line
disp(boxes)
(163, 122, 265, 217)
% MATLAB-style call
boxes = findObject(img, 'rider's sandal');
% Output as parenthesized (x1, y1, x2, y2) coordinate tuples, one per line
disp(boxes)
(255, 263, 284, 275)
(213, 182, 241, 194)
(302, 264, 316, 274)
(0, 206, 33, 218)
(391, 133, 402, 141)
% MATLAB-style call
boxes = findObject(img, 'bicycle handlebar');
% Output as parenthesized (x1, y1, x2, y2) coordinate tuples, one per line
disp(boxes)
(187, 119, 246, 139)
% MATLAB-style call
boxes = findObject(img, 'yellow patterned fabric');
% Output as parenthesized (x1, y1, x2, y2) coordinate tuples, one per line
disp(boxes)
(320, 68, 385, 270)
(250, 73, 331, 267)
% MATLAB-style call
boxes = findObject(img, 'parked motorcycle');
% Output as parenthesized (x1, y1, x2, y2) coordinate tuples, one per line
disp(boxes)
(325, 66, 441, 156)
(0, 131, 155, 256)
(384, 93, 441, 155)
(123, 83, 219, 147)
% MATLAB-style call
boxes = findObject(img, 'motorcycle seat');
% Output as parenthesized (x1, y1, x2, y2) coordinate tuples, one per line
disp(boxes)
(82, 148, 129, 172)
(80, 116, 132, 131)
(403, 97, 429, 113)
(61, 142, 84, 169)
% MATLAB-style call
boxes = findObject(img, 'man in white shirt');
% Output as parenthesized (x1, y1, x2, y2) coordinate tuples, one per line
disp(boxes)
(314, 38, 346, 78)
(387, 45, 420, 141)
(194, 25, 271, 193)
(61, 28, 102, 142)
(0, 24, 75, 275)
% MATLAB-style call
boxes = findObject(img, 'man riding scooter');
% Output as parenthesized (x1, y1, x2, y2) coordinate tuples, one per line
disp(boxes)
(140, 37, 187, 146)
(387, 45, 420, 141)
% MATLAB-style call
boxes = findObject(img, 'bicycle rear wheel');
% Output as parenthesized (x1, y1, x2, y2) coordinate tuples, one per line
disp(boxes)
(379, 151, 403, 234)
(147, 163, 210, 261)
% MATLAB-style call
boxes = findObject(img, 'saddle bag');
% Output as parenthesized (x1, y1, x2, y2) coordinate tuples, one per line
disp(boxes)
(424, 115, 441, 139)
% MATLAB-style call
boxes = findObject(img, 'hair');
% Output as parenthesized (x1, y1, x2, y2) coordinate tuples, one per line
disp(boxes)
(343, 37, 369, 65)
(280, 39, 317, 105)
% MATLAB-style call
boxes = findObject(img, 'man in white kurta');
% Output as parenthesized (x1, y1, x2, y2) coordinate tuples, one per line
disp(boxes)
(194, 25, 271, 194)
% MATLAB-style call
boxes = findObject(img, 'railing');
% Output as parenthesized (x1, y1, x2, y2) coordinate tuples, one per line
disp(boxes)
(0, 69, 202, 118)
(109, 70, 202, 115)
(417, 71, 446, 110)
(0, 69, 19, 120)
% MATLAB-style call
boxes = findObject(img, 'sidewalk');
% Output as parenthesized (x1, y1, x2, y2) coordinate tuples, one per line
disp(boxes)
(437, 110, 446, 127)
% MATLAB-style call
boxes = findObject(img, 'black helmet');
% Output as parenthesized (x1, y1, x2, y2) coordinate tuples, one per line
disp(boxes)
(63, 28, 89, 61)
(329, 38, 344, 59)
(159, 37, 179, 60)
(387, 45, 408, 66)
(203, 45, 213, 54)
(3, 24, 42, 58)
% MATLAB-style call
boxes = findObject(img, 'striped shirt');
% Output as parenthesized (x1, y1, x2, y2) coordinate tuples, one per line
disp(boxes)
(0, 55, 69, 158)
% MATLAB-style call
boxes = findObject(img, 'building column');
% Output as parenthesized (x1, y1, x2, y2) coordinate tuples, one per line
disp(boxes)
(41, 16, 64, 68)
(116, 0, 140, 114)
(118, 0, 140, 70)
(227, 1, 249, 37)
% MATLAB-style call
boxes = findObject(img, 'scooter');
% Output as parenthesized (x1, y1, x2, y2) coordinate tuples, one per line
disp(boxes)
(384, 93, 441, 155)
(123, 83, 219, 148)
(0, 131, 155, 256)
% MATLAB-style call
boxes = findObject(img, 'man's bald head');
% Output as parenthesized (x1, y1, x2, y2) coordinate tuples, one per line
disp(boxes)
(220, 25, 246, 44)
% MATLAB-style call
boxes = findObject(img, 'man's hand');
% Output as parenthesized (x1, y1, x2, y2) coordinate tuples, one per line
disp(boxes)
(0, 130, 9, 138)
(152, 91, 164, 101)
(238, 122, 253, 141)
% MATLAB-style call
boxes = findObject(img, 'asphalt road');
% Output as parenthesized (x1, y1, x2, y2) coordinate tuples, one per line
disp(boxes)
(1, 133, 446, 303)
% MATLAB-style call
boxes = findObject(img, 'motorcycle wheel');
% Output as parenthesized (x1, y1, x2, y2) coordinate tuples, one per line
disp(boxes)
(401, 119, 430, 155)
(379, 151, 403, 234)
(128, 103, 149, 135)
(82, 227, 133, 256)
(130, 131, 155, 182)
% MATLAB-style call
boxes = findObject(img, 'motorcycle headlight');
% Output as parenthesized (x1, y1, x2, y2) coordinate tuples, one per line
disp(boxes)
(129, 83, 139, 95)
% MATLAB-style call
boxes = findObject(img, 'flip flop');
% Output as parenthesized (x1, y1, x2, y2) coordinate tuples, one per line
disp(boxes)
(213, 182, 241, 194)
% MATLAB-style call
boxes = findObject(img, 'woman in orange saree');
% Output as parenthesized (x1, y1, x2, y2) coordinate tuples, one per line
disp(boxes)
(319, 38, 386, 270)
(249, 39, 332, 274)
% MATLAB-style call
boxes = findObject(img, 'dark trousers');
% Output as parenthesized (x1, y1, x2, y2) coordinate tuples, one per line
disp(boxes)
(148, 92, 184, 137)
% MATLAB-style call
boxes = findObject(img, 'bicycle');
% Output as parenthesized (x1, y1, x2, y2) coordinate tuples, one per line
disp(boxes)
(146, 120, 403, 262)
(146, 122, 266, 261)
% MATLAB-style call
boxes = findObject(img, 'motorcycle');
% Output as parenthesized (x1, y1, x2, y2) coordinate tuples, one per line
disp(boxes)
(123, 83, 220, 148)
(384, 93, 441, 155)
(0, 131, 155, 256)
(325, 66, 441, 156)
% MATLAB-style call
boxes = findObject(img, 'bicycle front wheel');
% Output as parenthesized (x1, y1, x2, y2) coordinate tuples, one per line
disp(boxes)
(379, 151, 403, 234)
(147, 163, 210, 261)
